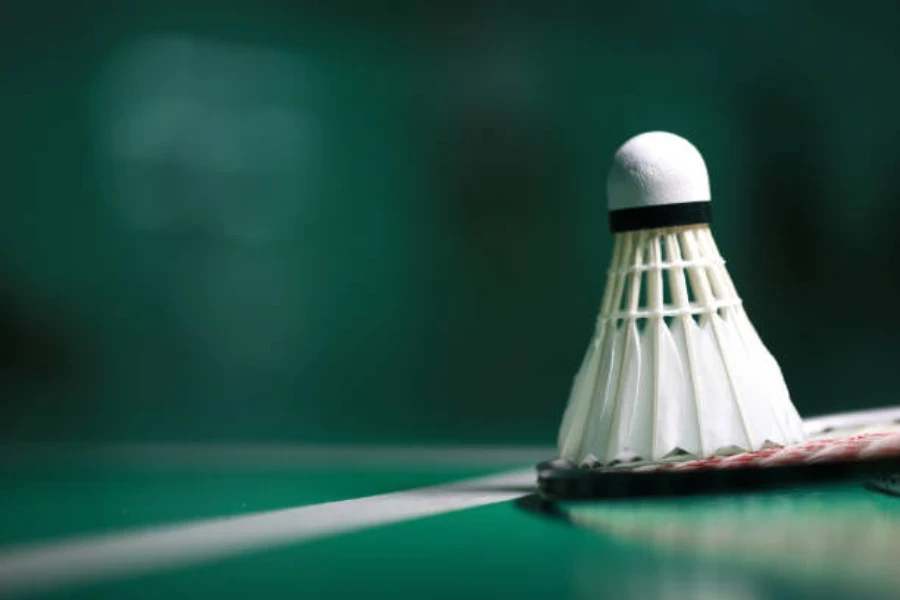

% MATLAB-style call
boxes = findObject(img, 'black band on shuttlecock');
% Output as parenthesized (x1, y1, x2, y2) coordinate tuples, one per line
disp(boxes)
(608, 201, 712, 233)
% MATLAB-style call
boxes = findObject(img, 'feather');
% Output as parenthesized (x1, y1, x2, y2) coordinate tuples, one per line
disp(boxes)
(556, 225, 805, 465)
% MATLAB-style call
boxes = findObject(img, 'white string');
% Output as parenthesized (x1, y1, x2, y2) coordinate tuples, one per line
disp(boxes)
(599, 298, 743, 322)
(607, 257, 725, 275)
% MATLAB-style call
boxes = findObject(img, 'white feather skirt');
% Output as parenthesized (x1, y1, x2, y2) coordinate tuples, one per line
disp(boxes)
(557, 226, 805, 465)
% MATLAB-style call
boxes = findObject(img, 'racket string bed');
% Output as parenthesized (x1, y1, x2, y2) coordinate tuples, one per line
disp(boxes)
(539, 421, 900, 500)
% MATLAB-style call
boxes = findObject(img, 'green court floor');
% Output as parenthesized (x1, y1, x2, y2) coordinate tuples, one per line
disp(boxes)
(0, 445, 897, 600)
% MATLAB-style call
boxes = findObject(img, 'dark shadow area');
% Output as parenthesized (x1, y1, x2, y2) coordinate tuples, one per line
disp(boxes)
(0, 280, 76, 382)
(514, 492, 565, 519)
(864, 475, 899, 498)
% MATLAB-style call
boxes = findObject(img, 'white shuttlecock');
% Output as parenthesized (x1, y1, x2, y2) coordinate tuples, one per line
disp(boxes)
(557, 131, 805, 465)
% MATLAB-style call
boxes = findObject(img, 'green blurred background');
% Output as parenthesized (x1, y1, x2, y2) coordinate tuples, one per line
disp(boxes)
(1, 1, 898, 446)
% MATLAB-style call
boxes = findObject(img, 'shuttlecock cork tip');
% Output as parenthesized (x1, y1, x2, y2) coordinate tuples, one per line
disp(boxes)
(606, 131, 712, 232)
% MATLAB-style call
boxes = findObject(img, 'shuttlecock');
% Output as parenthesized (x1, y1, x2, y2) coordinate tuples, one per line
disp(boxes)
(557, 131, 805, 465)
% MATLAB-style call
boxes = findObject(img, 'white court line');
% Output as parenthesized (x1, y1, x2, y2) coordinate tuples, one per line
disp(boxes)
(802, 406, 900, 435)
(0, 467, 535, 598)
